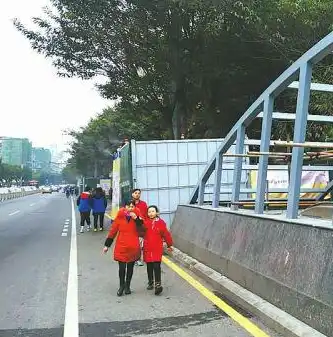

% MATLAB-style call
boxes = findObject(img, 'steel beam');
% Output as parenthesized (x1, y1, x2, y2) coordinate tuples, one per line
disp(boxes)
(198, 180, 206, 206)
(287, 62, 313, 219)
(231, 126, 246, 210)
(255, 95, 274, 214)
(212, 152, 223, 208)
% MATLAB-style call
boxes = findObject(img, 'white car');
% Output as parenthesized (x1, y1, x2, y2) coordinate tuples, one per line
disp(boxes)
(41, 186, 52, 194)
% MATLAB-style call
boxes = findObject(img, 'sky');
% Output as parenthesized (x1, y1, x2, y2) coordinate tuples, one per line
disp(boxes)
(0, 0, 110, 152)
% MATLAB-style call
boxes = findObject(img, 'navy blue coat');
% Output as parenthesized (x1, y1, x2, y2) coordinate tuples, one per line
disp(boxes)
(92, 194, 107, 213)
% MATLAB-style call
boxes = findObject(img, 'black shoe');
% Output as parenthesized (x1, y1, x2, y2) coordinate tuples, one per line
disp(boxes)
(155, 283, 163, 295)
(117, 285, 125, 297)
(147, 282, 154, 290)
(124, 285, 131, 295)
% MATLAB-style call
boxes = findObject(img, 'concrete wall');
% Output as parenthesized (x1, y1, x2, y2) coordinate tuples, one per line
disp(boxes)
(171, 205, 333, 336)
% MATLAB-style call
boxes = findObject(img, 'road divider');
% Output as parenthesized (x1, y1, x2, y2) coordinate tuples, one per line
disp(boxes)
(0, 190, 40, 203)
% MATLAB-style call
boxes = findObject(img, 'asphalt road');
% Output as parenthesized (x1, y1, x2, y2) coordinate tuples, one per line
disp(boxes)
(0, 193, 281, 337)
(0, 192, 71, 337)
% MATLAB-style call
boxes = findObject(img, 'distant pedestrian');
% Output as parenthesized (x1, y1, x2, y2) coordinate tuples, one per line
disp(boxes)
(132, 188, 148, 266)
(143, 205, 173, 295)
(77, 186, 92, 233)
(103, 200, 144, 296)
(109, 187, 113, 201)
(92, 187, 107, 232)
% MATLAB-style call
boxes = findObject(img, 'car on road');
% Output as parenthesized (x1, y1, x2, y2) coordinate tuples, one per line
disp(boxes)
(41, 186, 52, 194)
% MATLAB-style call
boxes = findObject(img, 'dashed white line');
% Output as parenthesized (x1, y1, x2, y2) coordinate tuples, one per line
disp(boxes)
(30, 203, 35, 207)
(63, 198, 78, 337)
(9, 210, 20, 216)
(62, 233, 68, 237)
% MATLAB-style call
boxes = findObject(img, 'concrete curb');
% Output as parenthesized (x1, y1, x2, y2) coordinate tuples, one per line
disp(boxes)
(169, 247, 327, 337)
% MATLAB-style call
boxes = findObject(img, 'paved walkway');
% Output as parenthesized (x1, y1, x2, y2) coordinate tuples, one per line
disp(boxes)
(0, 194, 282, 337)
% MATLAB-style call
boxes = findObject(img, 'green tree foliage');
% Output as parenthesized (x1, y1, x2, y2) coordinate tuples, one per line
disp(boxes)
(61, 163, 78, 184)
(14, 0, 333, 143)
(0, 159, 32, 185)
(65, 104, 167, 176)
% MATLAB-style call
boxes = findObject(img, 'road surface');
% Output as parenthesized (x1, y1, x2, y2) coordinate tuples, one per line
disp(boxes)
(0, 193, 282, 337)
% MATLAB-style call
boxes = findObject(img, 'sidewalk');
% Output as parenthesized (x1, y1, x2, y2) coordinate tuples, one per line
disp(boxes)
(76, 217, 254, 337)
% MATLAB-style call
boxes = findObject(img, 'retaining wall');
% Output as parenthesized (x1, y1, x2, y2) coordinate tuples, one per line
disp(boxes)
(171, 205, 333, 336)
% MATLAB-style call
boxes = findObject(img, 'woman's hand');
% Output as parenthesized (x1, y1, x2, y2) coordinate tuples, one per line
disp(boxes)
(129, 212, 137, 220)
(103, 247, 108, 254)
(167, 246, 173, 253)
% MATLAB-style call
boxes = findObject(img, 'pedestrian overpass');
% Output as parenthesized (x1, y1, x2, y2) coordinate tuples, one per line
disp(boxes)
(171, 32, 333, 336)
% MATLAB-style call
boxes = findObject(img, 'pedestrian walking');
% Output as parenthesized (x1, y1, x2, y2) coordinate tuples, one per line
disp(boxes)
(143, 205, 173, 295)
(132, 188, 148, 266)
(92, 187, 107, 232)
(103, 200, 144, 296)
(77, 186, 92, 233)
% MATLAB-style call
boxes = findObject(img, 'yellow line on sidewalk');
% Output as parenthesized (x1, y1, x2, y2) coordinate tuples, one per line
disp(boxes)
(162, 256, 270, 337)
(105, 213, 268, 336)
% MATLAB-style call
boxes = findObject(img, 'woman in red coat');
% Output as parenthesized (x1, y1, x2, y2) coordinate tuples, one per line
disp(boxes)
(143, 205, 173, 295)
(103, 200, 143, 296)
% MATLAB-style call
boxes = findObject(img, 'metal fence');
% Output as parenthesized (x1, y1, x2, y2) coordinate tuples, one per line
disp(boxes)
(189, 31, 333, 219)
(0, 190, 40, 202)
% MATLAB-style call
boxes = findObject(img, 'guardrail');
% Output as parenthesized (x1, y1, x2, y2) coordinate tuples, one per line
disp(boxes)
(0, 190, 40, 202)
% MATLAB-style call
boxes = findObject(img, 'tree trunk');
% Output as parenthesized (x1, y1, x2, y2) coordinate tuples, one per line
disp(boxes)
(94, 161, 98, 178)
(171, 77, 186, 140)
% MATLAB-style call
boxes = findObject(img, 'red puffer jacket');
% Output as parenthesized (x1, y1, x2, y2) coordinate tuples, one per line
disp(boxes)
(134, 199, 148, 220)
(143, 217, 173, 263)
(106, 207, 141, 263)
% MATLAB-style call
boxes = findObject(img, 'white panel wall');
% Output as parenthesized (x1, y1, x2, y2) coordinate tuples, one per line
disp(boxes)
(131, 139, 249, 226)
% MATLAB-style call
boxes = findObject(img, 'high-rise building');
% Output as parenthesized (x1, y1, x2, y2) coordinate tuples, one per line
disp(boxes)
(32, 147, 52, 172)
(0, 137, 32, 167)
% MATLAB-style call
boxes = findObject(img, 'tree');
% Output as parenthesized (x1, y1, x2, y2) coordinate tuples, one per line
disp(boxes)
(14, 0, 333, 142)
(65, 102, 167, 176)
(62, 164, 78, 184)
(0, 159, 32, 186)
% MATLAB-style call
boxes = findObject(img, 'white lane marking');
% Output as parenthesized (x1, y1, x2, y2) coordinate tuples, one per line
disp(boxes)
(63, 228, 69, 232)
(9, 210, 20, 216)
(65, 219, 70, 223)
(62, 233, 68, 237)
(63, 198, 79, 337)
(64, 225, 69, 228)
(30, 203, 35, 207)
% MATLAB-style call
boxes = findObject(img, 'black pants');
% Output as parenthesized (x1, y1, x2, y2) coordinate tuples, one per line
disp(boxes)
(80, 212, 91, 226)
(118, 262, 135, 287)
(146, 262, 161, 285)
(93, 212, 105, 229)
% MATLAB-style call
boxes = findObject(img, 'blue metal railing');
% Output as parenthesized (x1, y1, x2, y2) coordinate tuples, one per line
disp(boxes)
(189, 32, 333, 219)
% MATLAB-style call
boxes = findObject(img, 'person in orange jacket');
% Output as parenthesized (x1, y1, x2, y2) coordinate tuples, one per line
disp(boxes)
(143, 205, 173, 295)
(103, 200, 144, 296)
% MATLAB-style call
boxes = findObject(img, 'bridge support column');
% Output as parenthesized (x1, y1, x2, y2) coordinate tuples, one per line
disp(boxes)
(212, 152, 223, 208)
(231, 126, 245, 210)
(198, 180, 205, 206)
(255, 96, 274, 214)
(287, 62, 312, 219)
